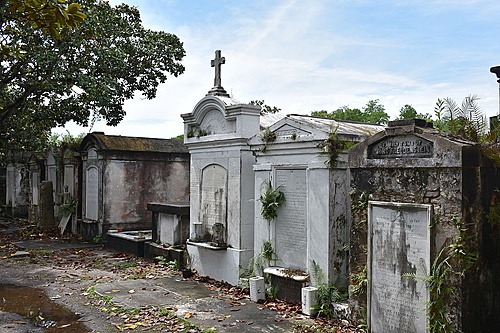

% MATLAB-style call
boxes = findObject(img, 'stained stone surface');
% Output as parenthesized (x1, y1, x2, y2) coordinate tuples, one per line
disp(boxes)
(368, 201, 431, 333)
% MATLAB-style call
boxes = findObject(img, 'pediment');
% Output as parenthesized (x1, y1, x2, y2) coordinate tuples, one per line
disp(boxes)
(273, 124, 312, 139)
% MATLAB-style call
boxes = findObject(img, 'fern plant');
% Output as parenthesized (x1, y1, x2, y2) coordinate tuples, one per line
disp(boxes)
(257, 180, 285, 221)
(436, 95, 486, 142)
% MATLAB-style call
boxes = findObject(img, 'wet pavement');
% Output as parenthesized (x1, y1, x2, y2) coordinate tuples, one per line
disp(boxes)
(0, 218, 314, 332)
(0, 284, 89, 332)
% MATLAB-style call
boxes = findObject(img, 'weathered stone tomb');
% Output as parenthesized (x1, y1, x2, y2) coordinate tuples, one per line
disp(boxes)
(249, 115, 383, 301)
(348, 119, 500, 333)
(79, 133, 190, 238)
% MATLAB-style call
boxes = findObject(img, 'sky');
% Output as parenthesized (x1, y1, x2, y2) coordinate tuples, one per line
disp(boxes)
(55, 0, 500, 139)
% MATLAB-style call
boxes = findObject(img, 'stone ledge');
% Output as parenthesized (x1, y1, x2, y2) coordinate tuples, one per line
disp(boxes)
(186, 240, 228, 251)
(264, 267, 310, 282)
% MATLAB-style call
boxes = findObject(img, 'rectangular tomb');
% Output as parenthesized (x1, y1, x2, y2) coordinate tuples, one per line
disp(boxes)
(368, 201, 431, 333)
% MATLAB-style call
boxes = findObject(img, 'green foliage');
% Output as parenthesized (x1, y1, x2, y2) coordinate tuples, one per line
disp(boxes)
(260, 127, 277, 151)
(266, 285, 279, 299)
(0, 0, 185, 154)
(312, 100, 389, 125)
(48, 131, 85, 148)
(350, 191, 369, 226)
(260, 240, 278, 265)
(249, 100, 281, 115)
(155, 257, 180, 270)
(170, 134, 184, 140)
(350, 265, 368, 296)
(239, 240, 279, 279)
(92, 234, 102, 244)
(186, 126, 208, 138)
(396, 104, 432, 121)
(434, 95, 486, 142)
(60, 195, 76, 216)
(310, 260, 346, 318)
(487, 204, 500, 227)
(434, 95, 500, 166)
(403, 216, 477, 333)
(312, 284, 341, 318)
(317, 126, 350, 168)
(2, 0, 86, 41)
(257, 180, 286, 221)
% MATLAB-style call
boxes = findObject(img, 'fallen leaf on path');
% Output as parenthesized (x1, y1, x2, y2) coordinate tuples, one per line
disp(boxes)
(184, 312, 192, 319)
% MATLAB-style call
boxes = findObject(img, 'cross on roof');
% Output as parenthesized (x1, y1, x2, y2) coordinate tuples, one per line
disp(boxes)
(211, 50, 225, 88)
(207, 50, 229, 97)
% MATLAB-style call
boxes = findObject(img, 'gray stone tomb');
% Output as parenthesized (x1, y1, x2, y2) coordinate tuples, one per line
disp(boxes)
(348, 118, 500, 333)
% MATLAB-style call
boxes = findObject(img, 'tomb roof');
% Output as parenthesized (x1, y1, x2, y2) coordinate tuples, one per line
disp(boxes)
(80, 133, 188, 153)
(284, 114, 384, 136)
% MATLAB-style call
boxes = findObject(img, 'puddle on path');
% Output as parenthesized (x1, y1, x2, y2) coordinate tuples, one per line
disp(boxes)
(0, 284, 89, 332)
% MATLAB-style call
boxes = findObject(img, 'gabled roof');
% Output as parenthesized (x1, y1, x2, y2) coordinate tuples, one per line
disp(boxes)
(80, 133, 188, 154)
(285, 114, 384, 137)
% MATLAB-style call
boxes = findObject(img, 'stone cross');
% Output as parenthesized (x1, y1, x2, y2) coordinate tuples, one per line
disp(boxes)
(207, 50, 229, 97)
(211, 50, 225, 88)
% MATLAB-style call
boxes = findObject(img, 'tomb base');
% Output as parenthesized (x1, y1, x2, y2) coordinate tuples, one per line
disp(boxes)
(144, 241, 184, 265)
(264, 267, 309, 303)
(106, 230, 152, 257)
(77, 219, 99, 242)
(187, 242, 252, 286)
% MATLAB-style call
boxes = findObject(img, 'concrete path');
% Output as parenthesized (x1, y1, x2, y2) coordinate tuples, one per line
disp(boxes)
(93, 275, 300, 332)
(9, 236, 313, 332)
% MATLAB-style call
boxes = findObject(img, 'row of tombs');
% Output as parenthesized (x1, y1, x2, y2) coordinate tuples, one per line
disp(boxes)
(4, 93, 500, 332)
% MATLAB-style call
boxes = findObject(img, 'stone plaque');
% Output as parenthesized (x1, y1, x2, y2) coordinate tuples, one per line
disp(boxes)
(199, 164, 227, 238)
(368, 201, 431, 333)
(369, 135, 433, 159)
(275, 169, 307, 270)
(64, 165, 74, 194)
(85, 166, 99, 220)
(6, 168, 14, 205)
(32, 171, 39, 205)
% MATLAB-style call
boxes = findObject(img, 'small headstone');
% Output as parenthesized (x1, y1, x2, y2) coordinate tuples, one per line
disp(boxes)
(301, 286, 318, 316)
(37, 181, 55, 230)
(249, 276, 265, 302)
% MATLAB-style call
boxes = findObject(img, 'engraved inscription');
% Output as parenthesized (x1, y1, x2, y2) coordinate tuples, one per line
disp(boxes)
(275, 169, 307, 270)
(369, 202, 430, 333)
(200, 164, 227, 240)
(86, 166, 99, 220)
(369, 135, 433, 159)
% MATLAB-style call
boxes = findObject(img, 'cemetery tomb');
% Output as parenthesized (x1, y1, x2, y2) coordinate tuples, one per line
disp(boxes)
(5, 150, 31, 218)
(79, 133, 190, 240)
(348, 118, 500, 332)
(144, 201, 189, 263)
(182, 50, 262, 285)
(249, 115, 383, 299)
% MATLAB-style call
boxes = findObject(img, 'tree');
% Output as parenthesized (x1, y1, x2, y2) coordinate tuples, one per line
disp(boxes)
(311, 100, 389, 125)
(249, 100, 281, 115)
(396, 104, 432, 121)
(0, 0, 185, 152)
(362, 99, 390, 124)
(1, 0, 86, 42)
